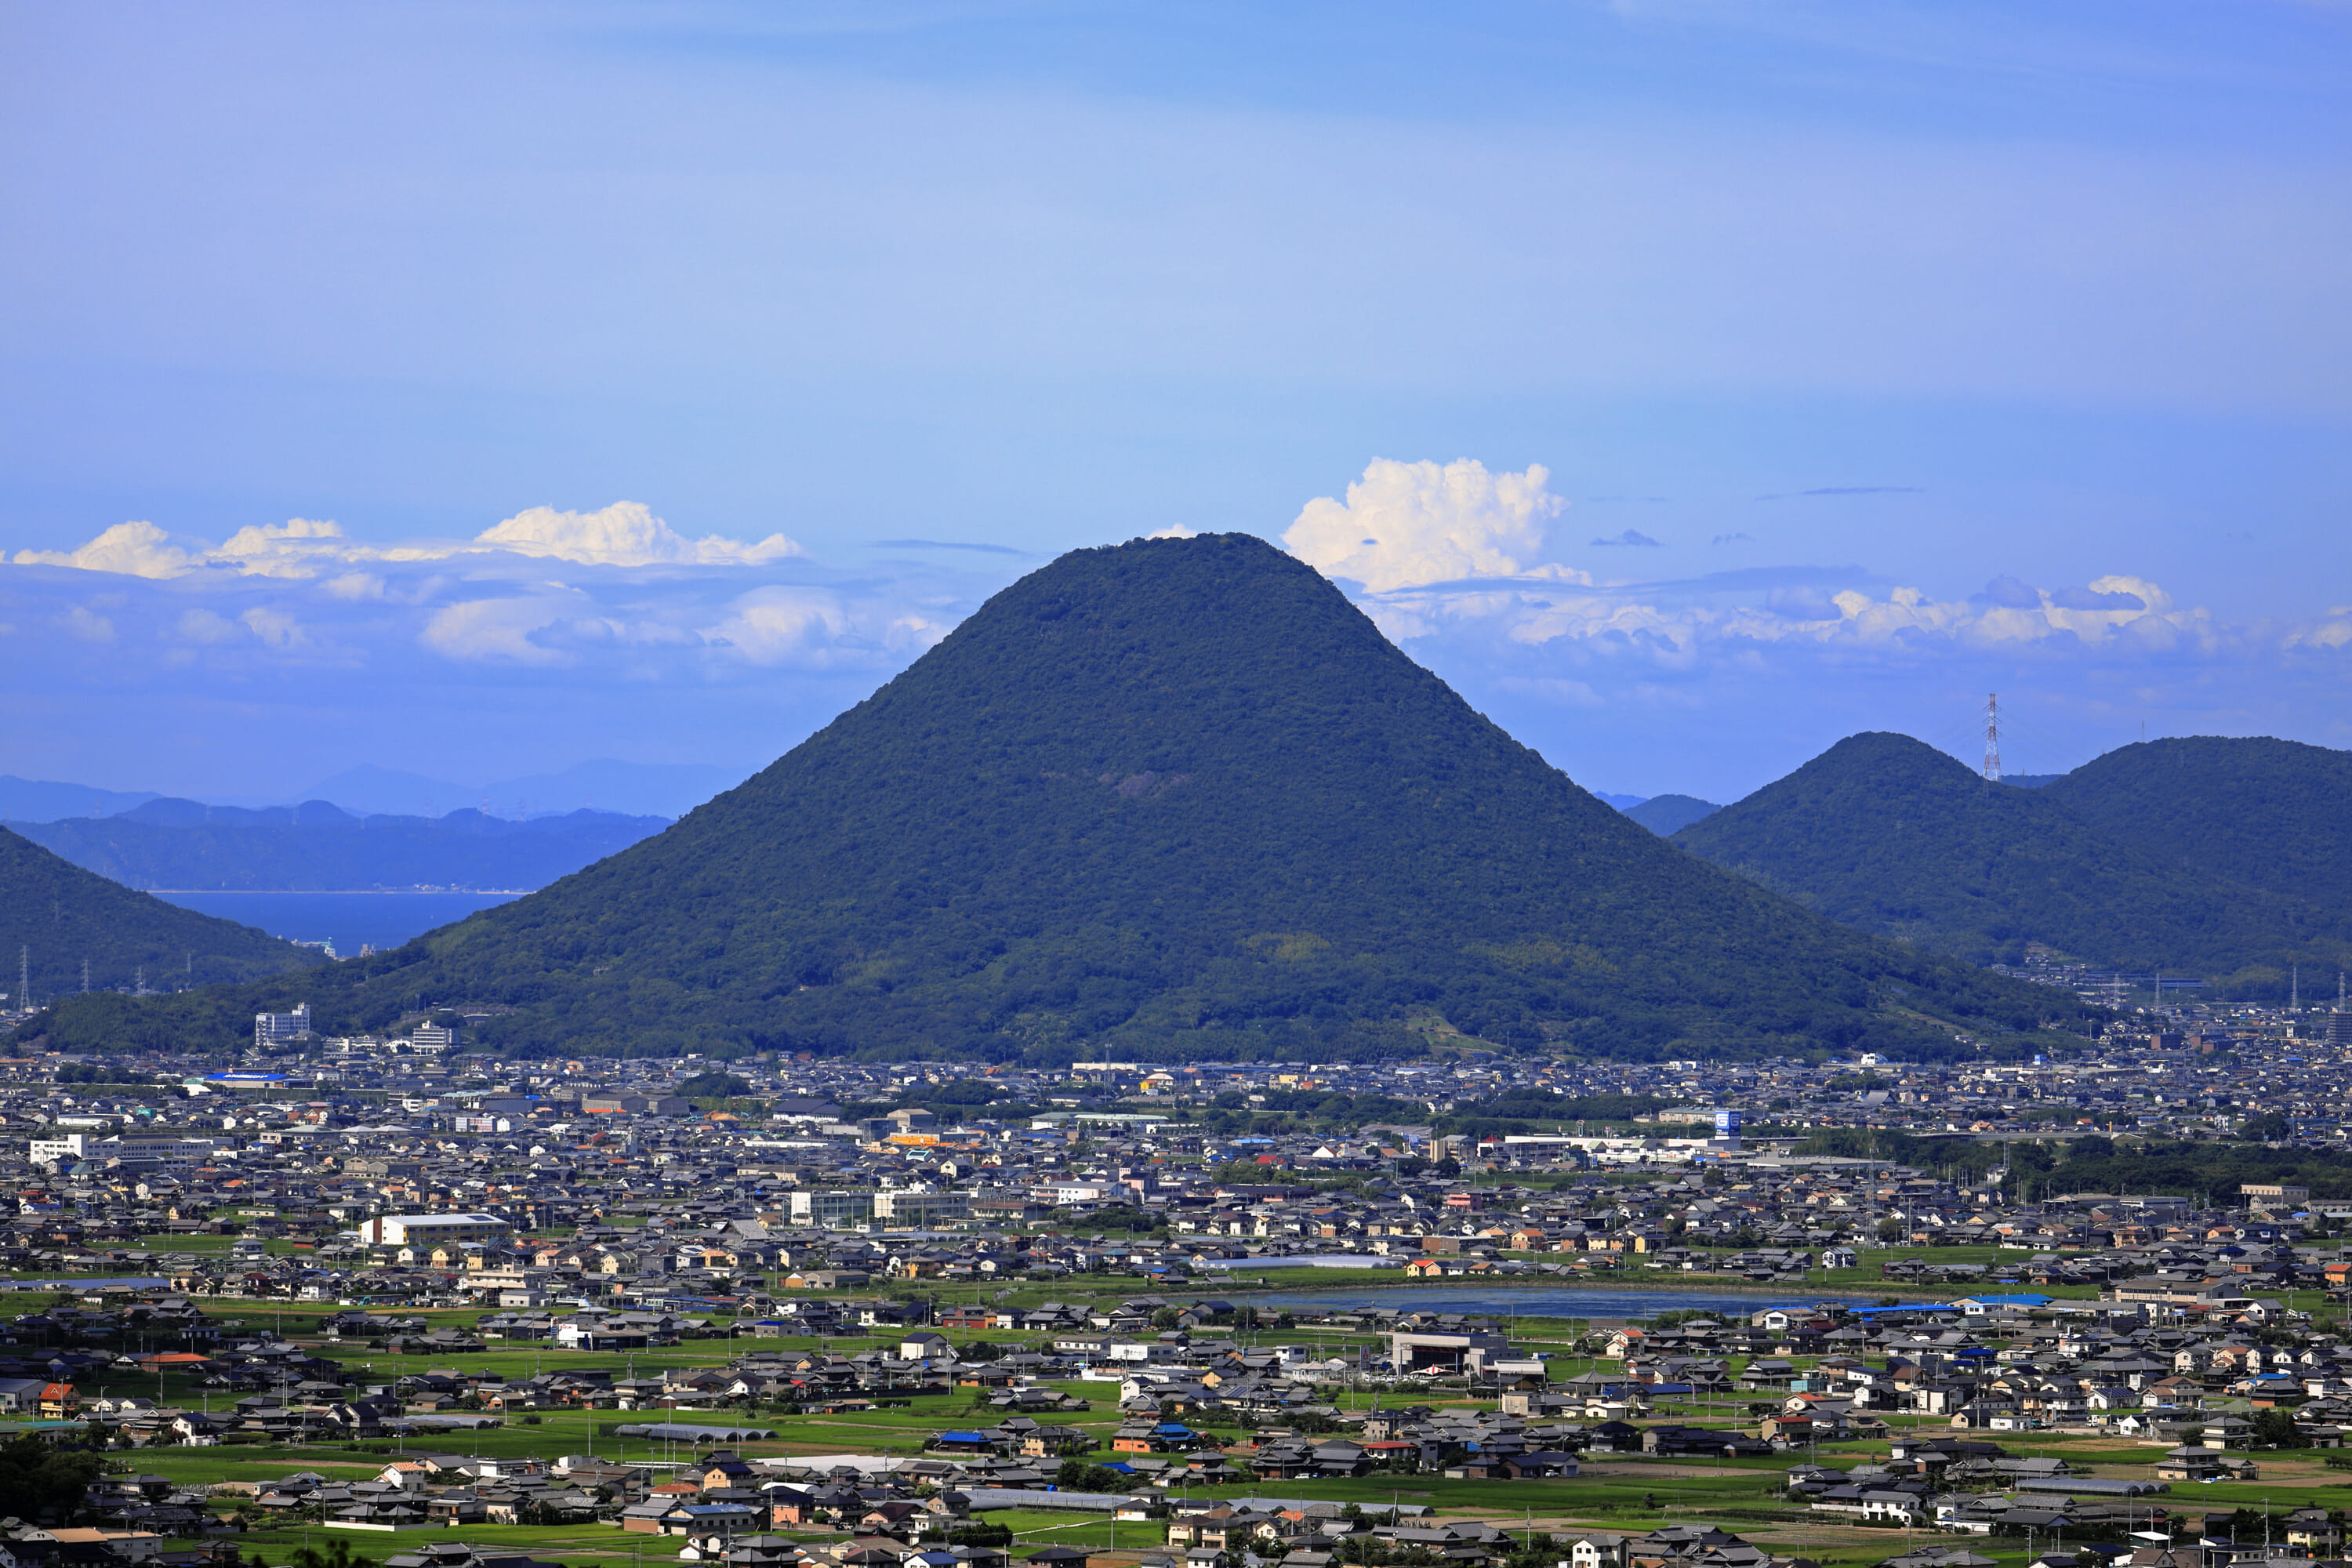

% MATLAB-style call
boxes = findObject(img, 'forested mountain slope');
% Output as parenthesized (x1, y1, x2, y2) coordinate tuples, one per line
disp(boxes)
(2039, 736, 2352, 915)
(0, 829, 324, 1000)
(31, 535, 2095, 1062)
(1671, 732, 2350, 976)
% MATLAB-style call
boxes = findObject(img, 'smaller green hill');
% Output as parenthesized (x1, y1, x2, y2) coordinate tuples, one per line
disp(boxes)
(2040, 736, 2352, 915)
(1623, 793, 1719, 835)
(1670, 731, 2352, 975)
(0, 827, 324, 1001)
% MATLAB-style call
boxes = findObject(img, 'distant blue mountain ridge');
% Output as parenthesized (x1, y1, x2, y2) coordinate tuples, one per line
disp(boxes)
(0, 757, 750, 822)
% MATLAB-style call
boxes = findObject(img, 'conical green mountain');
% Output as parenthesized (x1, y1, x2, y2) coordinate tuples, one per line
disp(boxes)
(2040, 736, 2352, 913)
(1671, 732, 2352, 975)
(35, 536, 2090, 1062)
(0, 827, 322, 1001)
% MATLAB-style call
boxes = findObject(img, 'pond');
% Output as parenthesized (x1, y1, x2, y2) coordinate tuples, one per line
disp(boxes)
(1246, 1285, 1885, 1318)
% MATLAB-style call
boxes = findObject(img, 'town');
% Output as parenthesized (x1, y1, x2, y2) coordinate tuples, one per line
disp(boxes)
(0, 996, 2339, 1568)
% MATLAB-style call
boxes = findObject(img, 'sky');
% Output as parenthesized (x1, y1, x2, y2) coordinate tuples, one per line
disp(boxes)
(2, 0, 2348, 806)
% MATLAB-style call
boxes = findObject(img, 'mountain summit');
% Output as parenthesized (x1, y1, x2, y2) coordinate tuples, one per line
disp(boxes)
(1672, 731, 2350, 978)
(42, 535, 2082, 1061)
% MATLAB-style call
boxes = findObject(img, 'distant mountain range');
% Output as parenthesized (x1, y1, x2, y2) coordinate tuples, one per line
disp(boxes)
(1670, 732, 2352, 994)
(7, 801, 672, 892)
(33, 534, 2094, 1063)
(0, 829, 323, 1002)
(299, 759, 749, 820)
(1624, 793, 1721, 835)
(0, 757, 749, 824)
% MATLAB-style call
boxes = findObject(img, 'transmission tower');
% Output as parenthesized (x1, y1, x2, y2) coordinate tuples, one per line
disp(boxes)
(1983, 692, 2002, 783)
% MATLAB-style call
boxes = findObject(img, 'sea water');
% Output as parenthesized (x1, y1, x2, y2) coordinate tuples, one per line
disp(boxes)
(150, 890, 521, 956)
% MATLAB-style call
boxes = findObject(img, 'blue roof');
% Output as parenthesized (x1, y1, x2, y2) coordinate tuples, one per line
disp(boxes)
(938, 1430, 991, 1443)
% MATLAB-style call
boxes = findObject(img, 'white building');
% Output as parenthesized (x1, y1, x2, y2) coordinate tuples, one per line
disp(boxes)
(253, 1002, 313, 1048)
(27, 1134, 85, 1167)
(362, 1212, 514, 1247)
(872, 1189, 971, 1225)
(786, 1190, 877, 1228)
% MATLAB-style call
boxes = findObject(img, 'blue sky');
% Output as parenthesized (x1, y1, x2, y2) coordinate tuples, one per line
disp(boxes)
(2, 0, 2348, 804)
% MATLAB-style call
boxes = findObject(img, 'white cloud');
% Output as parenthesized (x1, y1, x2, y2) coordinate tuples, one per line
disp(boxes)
(176, 608, 240, 644)
(1285, 459, 1565, 592)
(474, 502, 803, 568)
(324, 572, 386, 600)
(239, 606, 310, 650)
(213, 517, 353, 578)
(694, 586, 955, 668)
(1371, 568, 2219, 665)
(62, 605, 116, 642)
(14, 521, 194, 579)
(699, 587, 854, 664)
(8, 501, 802, 580)
(419, 596, 579, 666)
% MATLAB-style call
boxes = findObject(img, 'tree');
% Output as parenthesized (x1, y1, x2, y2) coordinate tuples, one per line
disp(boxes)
(0, 1434, 106, 1521)
(2241, 1112, 2292, 1143)
(1054, 1458, 1129, 1493)
(679, 1071, 752, 1099)
(2251, 1409, 2308, 1449)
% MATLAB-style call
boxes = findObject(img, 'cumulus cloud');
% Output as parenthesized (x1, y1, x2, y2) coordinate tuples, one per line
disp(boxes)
(698, 586, 951, 667)
(1285, 458, 1563, 592)
(14, 521, 194, 579)
(239, 607, 310, 650)
(419, 597, 582, 666)
(215, 517, 353, 578)
(1976, 574, 2042, 608)
(2050, 583, 2146, 611)
(1363, 565, 2201, 666)
(1592, 528, 1666, 547)
(699, 588, 855, 664)
(62, 605, 116, 642)
(176, 608, 240, 644)
(7, 501, 803, 580)
(475, 502, 803, 568)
